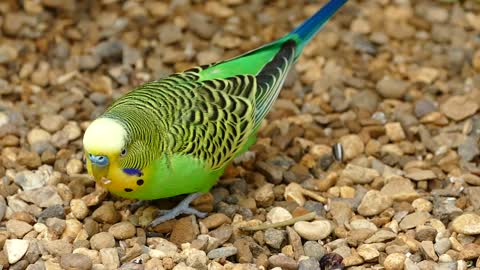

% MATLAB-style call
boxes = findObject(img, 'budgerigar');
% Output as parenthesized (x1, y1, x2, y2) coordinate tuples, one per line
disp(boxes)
(83, 0, 348, 227)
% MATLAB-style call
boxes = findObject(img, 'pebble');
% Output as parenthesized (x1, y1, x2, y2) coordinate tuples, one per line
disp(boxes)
(357, 190, 393, 216)
(40, 115, 66, 132)
(405, 169, 436, 181)
(434, 238, 451, 255)
(0, 44, 18, 64)
(42, 239, 73, 256)
(451, 213, 480, 235)
(381, 177, 419, 201)
(341, 164, 379, 184)
(201, 213, 231, 229)
(268, 254, 298, 270)
(440, 96, 479, 121)
(70, 199, 89, 220)
(92, 203, 120, 224)
(19, 186, 63, 208)
(148, 238, 178, 259)
(254, 183, 275, 208)
(420, 241, 438, 261)
(376, 76, 409, 99)
(357, 244, 380, 261)
(299, 257, 320, 270)
(66, 159, 83, 176)
(233, 239, 253, 263)
(339, 135, 364, 160)
(5, 239, 29, 264)
(266, 207, 293, 223)
(60, 253, 93, 270)
(6, 219, 33, 238)
(293, 220, 333, 241)
(15, 170, 48, 191)
(170, 216, 200, 246)
(108, 221, 136, 240)
(412, 198, 433, 212)
(264, 228, 286, 249)
(99, 248, 120, 270)
(90, 232, 115, 250)
(207, 246, 238, 259)
(303, 241, 326, 260)
(184, 248, 208, 269)
(399, 211, 431, 230)
(384, 253, 406, 270)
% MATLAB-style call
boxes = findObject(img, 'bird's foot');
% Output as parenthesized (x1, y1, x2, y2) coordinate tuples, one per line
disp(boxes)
(129, 200, 151, 213)
(148, 192, 208, 228)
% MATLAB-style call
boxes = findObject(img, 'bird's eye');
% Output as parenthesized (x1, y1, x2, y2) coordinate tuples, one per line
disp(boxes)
(120, 148, 127, 157)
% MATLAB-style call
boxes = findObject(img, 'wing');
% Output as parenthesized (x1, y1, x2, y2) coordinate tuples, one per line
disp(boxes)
(169, 75, 257, 170)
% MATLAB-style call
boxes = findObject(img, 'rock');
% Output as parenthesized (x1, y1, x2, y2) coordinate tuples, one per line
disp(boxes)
(268, 254, 298, 270)
(0, 44, 18, 64)
(357, 190, 393, 216)
(46, 217, 66, 237)
(458, 137, 480, 162)
(304, 241, 326, 260)
(38, 205, 65, 223)
(256, 161, 283, 184)
(78, 54, 101, 70)
(451, 213, 480, 235)
(381, 177, 419, 201)
(201, 213, 231, 229)
(27, 128, 51, 145)
(264, 228, 286, 249)
(60, 253, 93, 270)
(233, 239, 253, 263)
(170, 216, 199, 246)
(441, 96, 478, 121)
(6, 219, 33, 238)
(99, 248, 120, 270)
(40, 115, 66, 132)
(376, 76, 409, 99)
(14, 170, 48, 191)
(70, 199, 89, 220)
(207, 246, 237, 259)
(148, 238, 178, 259)
(365, 229, 397, 243)
(405, 169, 436, 181)
(399, 211, 431, 230)
(299, 257, 320, 270)
(293, 220, 333, 241)
(462, 173, 480, 186)
(158, 24, 183, 45)
(266, 207, 293, 223)
(341, 164, 379, 184)
(384, 253, 406, 270)
(412, 198, 433, 212)
(357, 244, 379, 261)
(339, 135, 364, 160)
(5, 239, 29, 264)
(66, 159, 83, 176)
(184, 248, 208, 269)
(108, 222, 136, 240)
(90, 232, 115, 250)
(434, 238, 451, 255)
(385, 122, 406, 142)
(42, 240, 73, 256)
(92, 203, 120, 224)
(420, 241, 438, 261)
(415, 226, 437, 242)
(19, 186, 63, 208)
(254, 183, 275, 208)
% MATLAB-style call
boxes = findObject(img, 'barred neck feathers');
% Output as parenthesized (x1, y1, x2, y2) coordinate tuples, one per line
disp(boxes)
(83, 117, 127, 154)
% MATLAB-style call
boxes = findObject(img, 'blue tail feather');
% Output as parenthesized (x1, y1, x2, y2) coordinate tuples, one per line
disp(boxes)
(290, 0, 348, 50)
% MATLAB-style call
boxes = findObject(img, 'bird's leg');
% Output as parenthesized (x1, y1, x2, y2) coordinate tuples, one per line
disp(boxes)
(129, 200, 151, 213)
(148, 192, 208, 227)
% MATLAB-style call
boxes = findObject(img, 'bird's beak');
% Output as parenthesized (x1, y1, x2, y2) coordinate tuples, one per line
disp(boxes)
(87, 154, 110, 182)
(91, 164, 109, 182)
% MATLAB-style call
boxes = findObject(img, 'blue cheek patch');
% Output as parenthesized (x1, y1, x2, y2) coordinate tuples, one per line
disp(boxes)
(123, 168, 143, 177)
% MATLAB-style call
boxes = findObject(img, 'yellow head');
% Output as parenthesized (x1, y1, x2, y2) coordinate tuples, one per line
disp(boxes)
(83, 117, 128, 182)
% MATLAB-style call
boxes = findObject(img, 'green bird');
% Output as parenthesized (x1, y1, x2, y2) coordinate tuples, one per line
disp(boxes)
(83, 0, 348, 227)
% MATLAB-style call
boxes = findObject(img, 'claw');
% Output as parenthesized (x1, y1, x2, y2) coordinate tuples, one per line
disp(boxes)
(148, 192, 207, 227)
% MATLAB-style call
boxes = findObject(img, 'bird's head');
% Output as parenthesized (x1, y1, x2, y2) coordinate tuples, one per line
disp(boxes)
(83, 117, 128, 182)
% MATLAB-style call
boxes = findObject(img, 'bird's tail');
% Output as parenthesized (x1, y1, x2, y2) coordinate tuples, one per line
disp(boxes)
(289, 0, 348, 55)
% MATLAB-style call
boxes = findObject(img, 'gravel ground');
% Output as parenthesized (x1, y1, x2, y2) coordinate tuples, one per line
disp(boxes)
(1, 0, 480, 269)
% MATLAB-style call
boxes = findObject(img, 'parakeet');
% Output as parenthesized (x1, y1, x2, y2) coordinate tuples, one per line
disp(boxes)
(83, 0, 348, 226)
